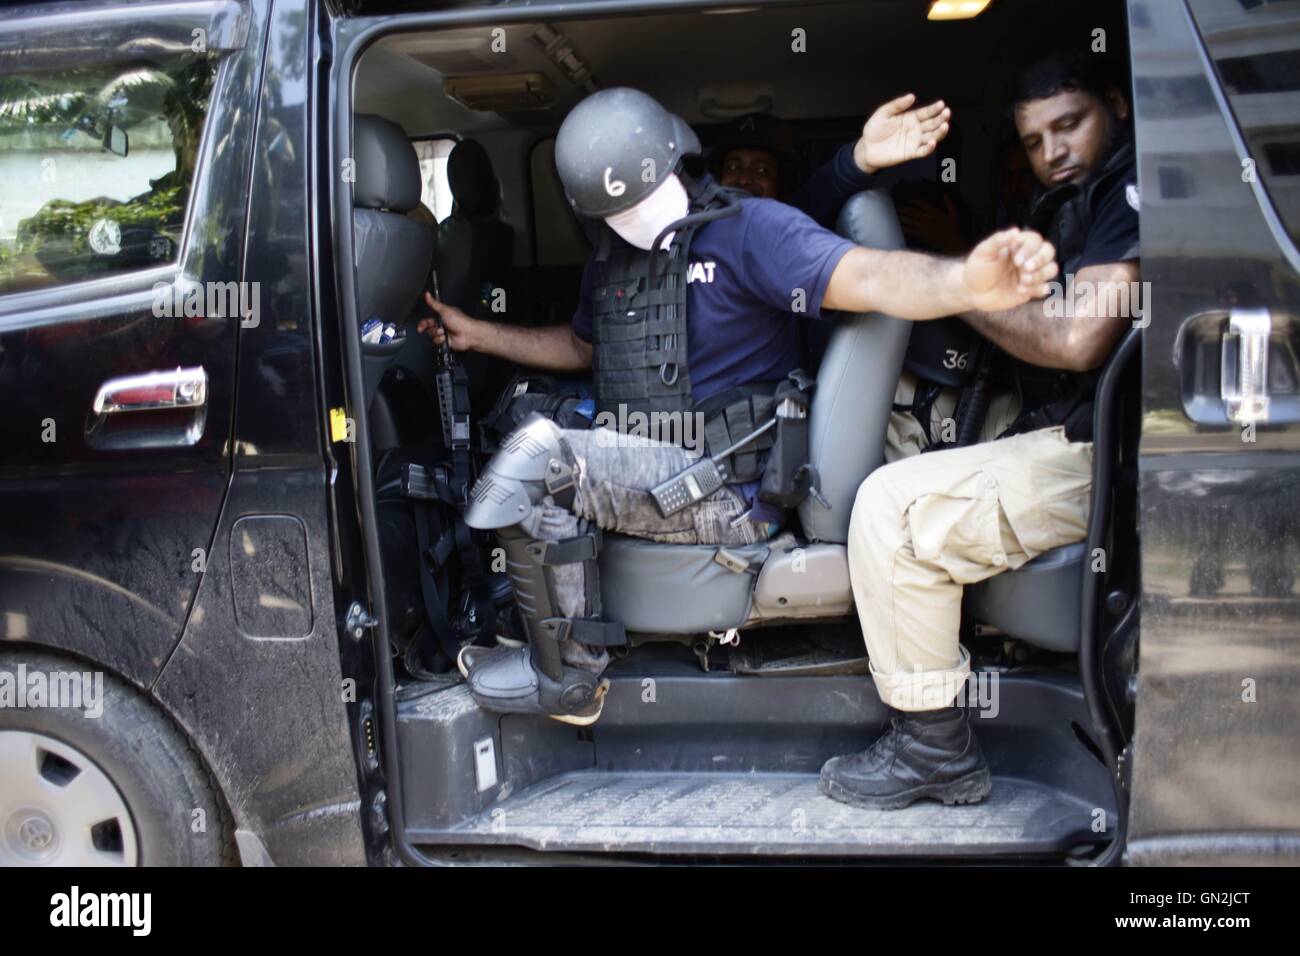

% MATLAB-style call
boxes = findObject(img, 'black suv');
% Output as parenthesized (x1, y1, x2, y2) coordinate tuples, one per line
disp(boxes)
(1, 0, 1298, 867)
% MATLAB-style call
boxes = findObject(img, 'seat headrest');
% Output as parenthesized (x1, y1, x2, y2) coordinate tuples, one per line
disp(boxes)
(447, 139, 499, 216)
(353, 114, 421, 212)
(836, 189, 904, 248)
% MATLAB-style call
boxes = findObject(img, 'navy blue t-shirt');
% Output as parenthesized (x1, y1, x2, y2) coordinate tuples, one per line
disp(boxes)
(572, 191, 855, 522)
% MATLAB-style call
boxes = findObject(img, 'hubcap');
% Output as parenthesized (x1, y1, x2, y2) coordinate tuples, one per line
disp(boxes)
(0, 731, 138, 866)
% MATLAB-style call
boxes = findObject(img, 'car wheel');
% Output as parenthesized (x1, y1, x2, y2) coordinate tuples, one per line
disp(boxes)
(0, 651, 235, 866)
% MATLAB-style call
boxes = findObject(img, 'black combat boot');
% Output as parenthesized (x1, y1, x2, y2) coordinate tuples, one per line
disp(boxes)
(818, 706, 992, 810)
(457, 644, 609, 726)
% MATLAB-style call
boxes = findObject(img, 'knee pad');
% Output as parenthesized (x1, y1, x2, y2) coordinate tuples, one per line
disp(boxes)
(466, 415, 626, 677)
(465, 414, 579, 531)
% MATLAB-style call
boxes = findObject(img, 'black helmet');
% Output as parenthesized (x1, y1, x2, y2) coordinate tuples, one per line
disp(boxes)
(555, 87, 700, 218)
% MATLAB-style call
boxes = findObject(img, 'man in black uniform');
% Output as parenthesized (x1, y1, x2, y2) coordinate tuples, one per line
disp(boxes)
(827, 50, 1142, 810)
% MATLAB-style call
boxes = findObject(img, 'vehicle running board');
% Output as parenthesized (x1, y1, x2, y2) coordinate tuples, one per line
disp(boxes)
(409, 770, 1104, 859)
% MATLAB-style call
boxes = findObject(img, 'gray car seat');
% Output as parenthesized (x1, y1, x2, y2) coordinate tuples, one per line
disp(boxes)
(967, 542, 1086, 652)
(352, 113, 435, 442)
(599, 190, 911, 634)
(433, 139, 514, 315)
(432, 139, 516, 414)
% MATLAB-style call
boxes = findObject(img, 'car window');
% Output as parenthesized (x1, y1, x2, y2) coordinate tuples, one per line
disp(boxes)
(413, 137, 456, 222)
(1189, 0, 1300, 248)
(0, 54, 218, 295)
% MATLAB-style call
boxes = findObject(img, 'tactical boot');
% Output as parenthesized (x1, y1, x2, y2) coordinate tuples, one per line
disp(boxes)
(818, 706, 992, 810)
(457, 644, 609, 726)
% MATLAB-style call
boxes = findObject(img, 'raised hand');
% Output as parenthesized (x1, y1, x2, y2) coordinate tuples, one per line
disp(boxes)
(963, 228, 1058, 314)
(854, 93, 951, 175)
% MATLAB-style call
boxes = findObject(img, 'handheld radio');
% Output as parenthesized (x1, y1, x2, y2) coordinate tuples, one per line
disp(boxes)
(649, 417, 777, 518)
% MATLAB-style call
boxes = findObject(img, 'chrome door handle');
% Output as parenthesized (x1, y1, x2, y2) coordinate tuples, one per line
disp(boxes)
(1220, 308, 1271, 424)
(92, 366, 208, 415)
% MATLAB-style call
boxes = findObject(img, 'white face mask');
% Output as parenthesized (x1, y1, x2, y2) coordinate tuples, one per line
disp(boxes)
(604, 173, 689, 251)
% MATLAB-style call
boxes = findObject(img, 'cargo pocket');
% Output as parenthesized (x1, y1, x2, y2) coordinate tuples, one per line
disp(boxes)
(1027, 432, 1094, 550)
(905, 467, 1020, 585)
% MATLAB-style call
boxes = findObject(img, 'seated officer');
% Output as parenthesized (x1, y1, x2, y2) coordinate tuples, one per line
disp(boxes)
(715, 95, 952, 227)
(822, 50, 1142, 810)
(420, 87, 1057, 725)
(711, 111, 799, 201)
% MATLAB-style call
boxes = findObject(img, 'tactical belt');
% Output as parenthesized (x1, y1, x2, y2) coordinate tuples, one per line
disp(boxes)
(694, 383, 780, 484)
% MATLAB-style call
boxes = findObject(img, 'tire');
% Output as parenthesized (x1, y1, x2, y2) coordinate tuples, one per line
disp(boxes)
(0, 650, 235, 866)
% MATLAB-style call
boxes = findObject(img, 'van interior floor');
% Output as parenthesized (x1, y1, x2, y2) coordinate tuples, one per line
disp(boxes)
(395, 642, 1117, 861)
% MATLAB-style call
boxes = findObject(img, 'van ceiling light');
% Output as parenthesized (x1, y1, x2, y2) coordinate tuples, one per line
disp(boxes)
(927, 0, 993, 20)
(443, 73, 557, 112)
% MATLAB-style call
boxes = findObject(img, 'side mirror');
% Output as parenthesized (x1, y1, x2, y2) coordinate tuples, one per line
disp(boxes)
(103, 125, 129, 158)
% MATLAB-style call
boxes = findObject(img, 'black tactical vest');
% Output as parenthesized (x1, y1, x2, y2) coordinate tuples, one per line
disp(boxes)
(1031, 139, 1137, 278)
(588, 176, 743, 422)
(1002, 139, 1138, 441)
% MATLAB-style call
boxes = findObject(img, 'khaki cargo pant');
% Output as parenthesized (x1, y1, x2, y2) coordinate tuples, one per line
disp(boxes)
(850, 399, 1094, 711)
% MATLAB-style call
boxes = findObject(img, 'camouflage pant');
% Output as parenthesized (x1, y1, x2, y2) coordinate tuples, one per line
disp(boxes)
(558, 425, 776, 547)
(515, 422, 777, 672)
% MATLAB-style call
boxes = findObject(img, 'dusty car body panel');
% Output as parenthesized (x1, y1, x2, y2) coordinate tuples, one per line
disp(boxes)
(0, 0, 369, 865)
(1127, 0, 1300, 865)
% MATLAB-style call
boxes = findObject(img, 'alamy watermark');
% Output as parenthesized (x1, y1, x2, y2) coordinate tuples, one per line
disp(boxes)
(592, 406, 707, 452)
(887, 669, 1001, 717)
(1042, 275, 1151, 329)
(152, 279, 261, 328)
(0, 664, 103, 719)
(50, 886, 150, 936)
